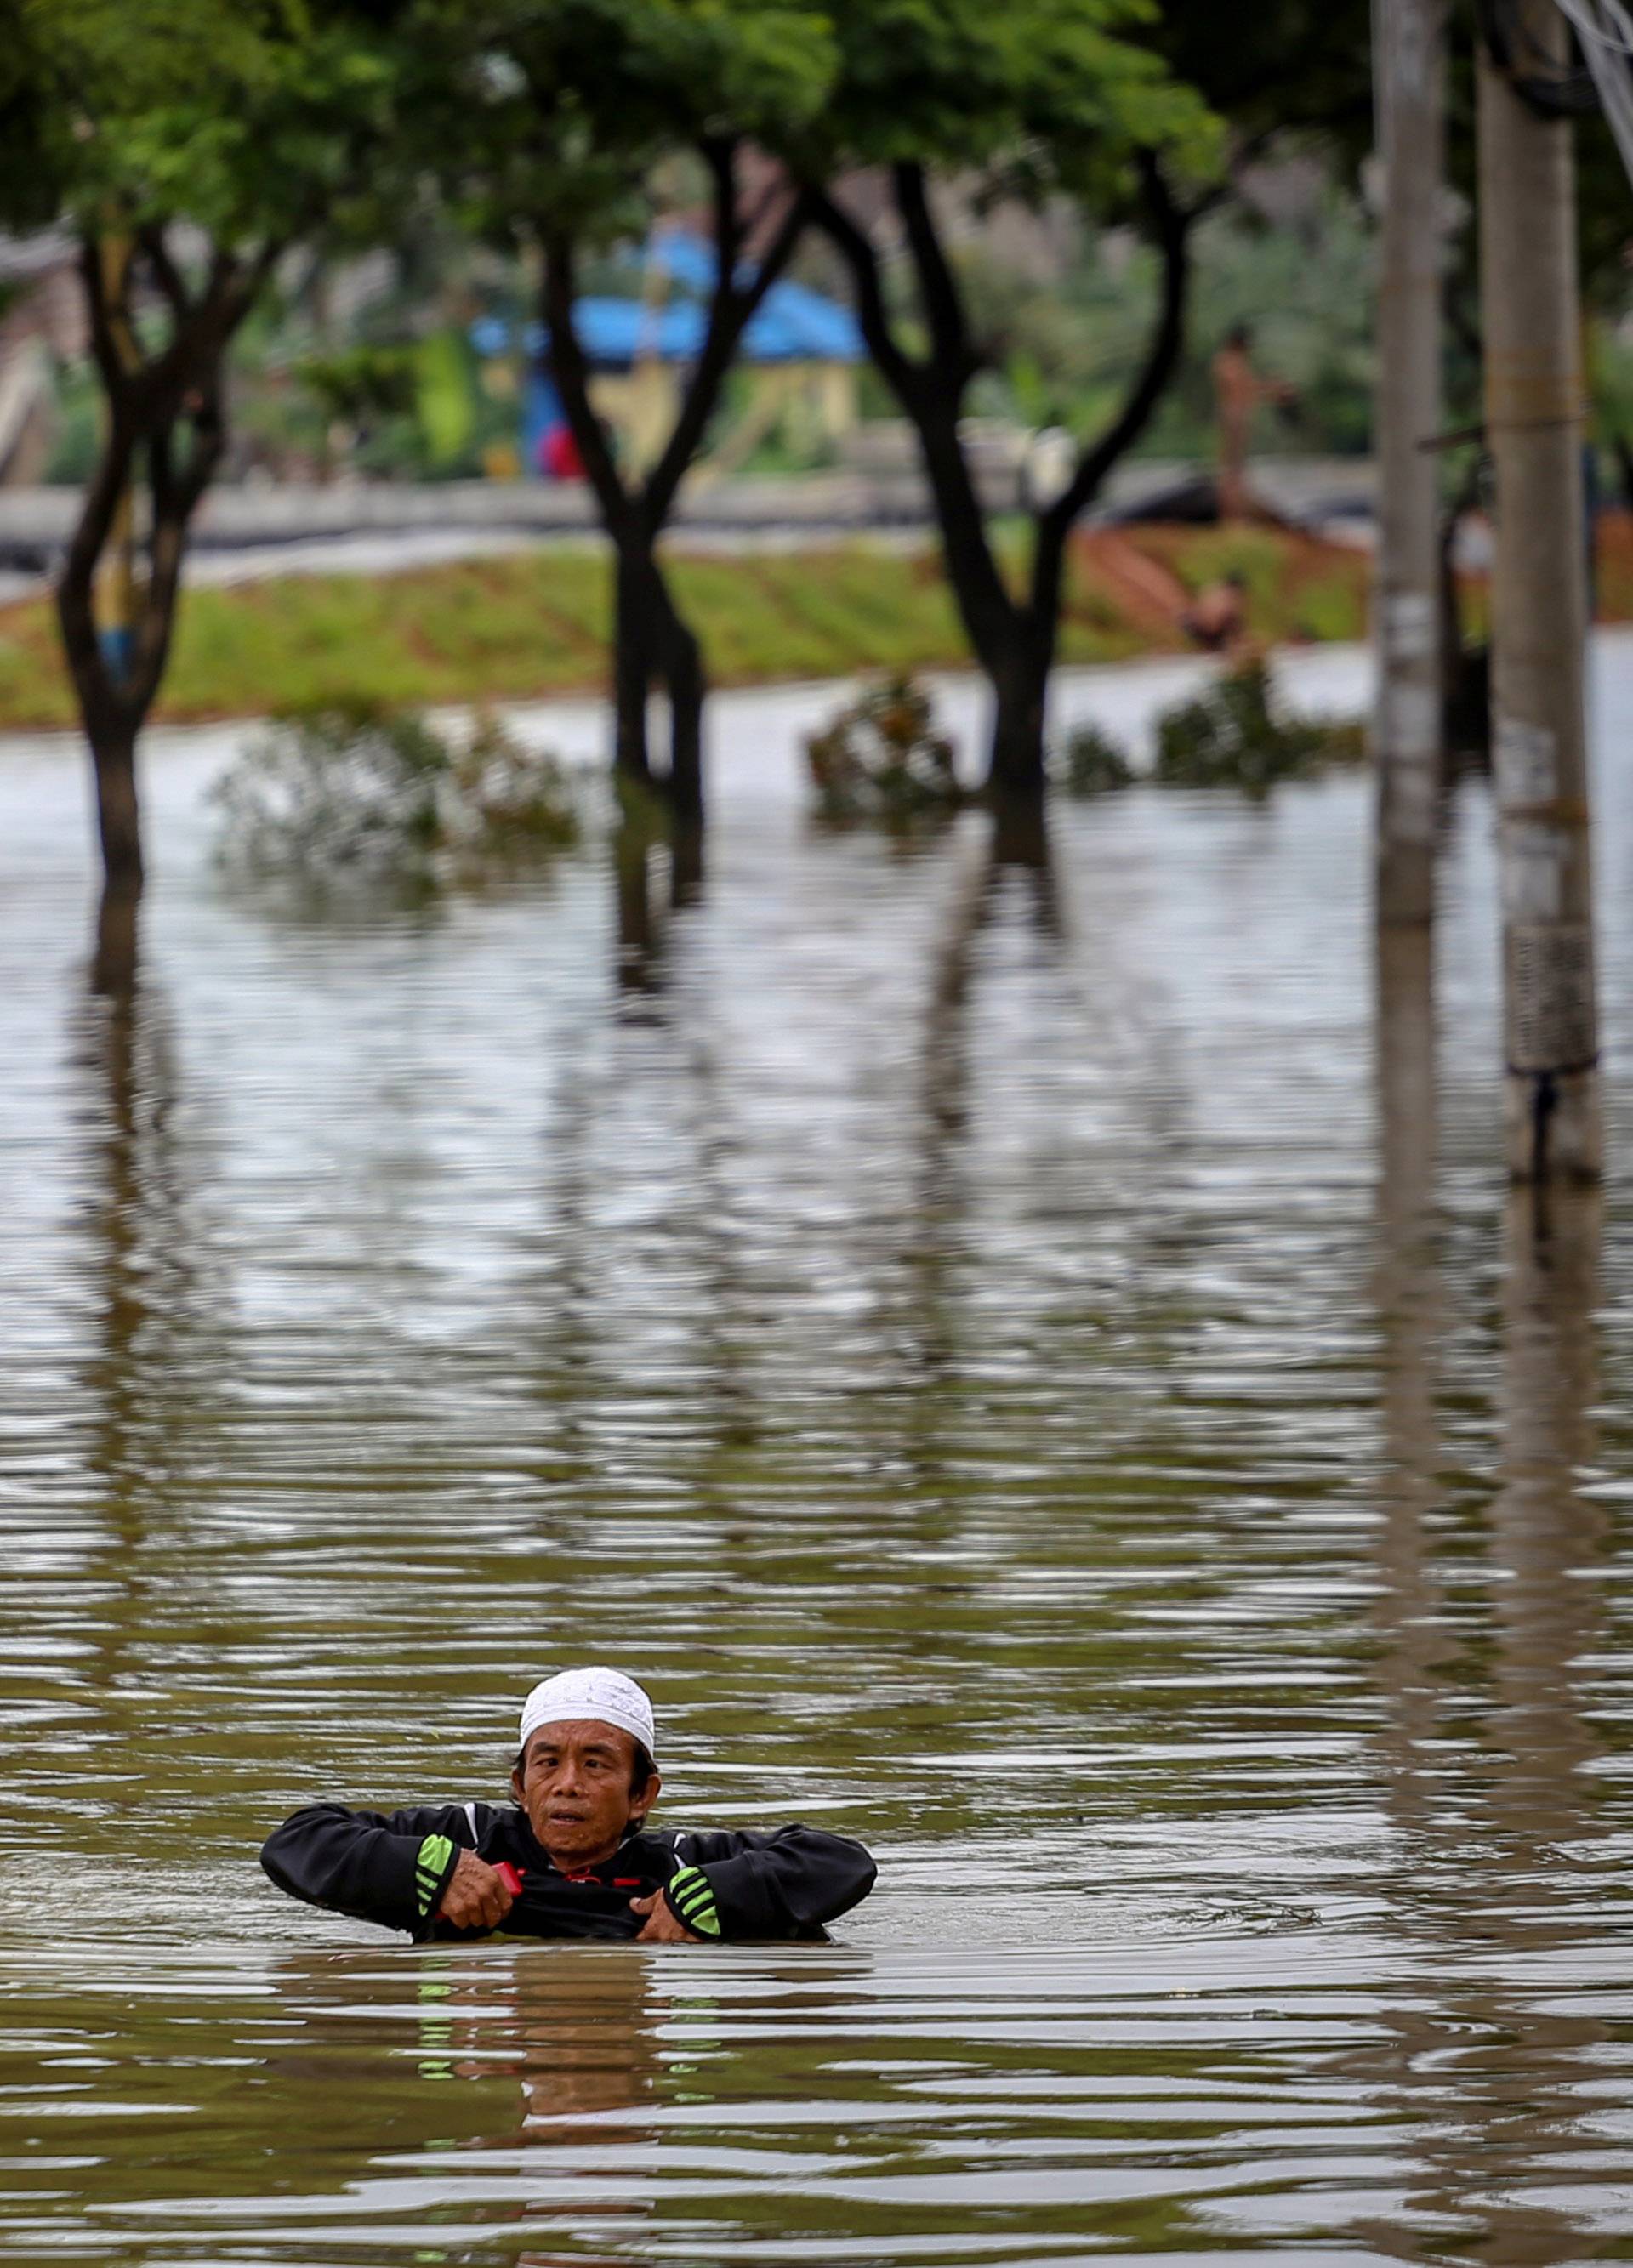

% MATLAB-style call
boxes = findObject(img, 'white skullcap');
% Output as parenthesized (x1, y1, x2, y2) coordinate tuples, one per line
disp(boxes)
(518, 1667, 657, 1763)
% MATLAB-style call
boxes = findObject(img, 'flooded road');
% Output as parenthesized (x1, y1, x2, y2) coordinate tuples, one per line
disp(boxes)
(3, 645, 1633, 2262)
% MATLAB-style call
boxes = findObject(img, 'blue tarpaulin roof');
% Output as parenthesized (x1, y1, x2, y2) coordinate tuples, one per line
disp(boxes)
(559, 284, 861, 365)
(470, 229, 862, 368)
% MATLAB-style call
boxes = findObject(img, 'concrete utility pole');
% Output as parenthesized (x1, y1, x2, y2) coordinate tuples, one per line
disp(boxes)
(1477, 0, 1602, 1179)
(1373, 0, 1447, 928)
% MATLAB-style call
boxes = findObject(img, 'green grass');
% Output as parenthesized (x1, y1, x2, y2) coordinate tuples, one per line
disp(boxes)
(0, 527, 1378, 733)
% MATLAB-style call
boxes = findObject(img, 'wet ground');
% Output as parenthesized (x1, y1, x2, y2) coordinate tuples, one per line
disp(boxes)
(3, 645, 1633, 2264)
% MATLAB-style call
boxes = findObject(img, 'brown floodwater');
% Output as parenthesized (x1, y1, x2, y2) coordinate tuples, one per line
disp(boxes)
(3, 645, 1633, 2265)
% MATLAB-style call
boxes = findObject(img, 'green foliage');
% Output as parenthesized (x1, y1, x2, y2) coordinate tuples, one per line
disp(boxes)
(9, 0, 408, 248)
(417, 0, 838, 247)
(293, 344, 418, 427)
(42, 359, 103, 485)
(0, 4, 61, 232)
(413, 330, 477, 466)
(1055, 719, 1135, 795)
(211, 697, 579, 886)
(963, 174, 1377, 463)
(283, 333, 487, 475)
(1590, 315, 1633, 481)
(805, 674, 966, 826)
(1152, 659, 1346, 794)
(1141, 0, 1372, 164)
(1149, 184, 1376, 458)
(792, 0, 1219, 197)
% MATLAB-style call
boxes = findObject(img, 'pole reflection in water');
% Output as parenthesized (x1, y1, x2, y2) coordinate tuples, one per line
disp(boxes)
(1446, 1185, 1613, 2263)
(1315, 896, 1623, 2265)
(1370, 923, 1448, 1834)
(1359, 994, 1615, 2265)
(1490, 1185, 1605, 1839)
(1348, 918, 1455, 2263)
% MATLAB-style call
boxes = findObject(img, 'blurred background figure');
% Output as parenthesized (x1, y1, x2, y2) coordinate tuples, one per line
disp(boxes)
(1181, 567, 1250, 657)
(1211, 321, 1297, 522)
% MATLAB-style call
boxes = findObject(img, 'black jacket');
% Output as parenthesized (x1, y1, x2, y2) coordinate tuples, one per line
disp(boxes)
(260, 1799, 877, 1943)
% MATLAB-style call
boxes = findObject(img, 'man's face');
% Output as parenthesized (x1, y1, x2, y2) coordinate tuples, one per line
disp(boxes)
(511, 1719, 660, 1871)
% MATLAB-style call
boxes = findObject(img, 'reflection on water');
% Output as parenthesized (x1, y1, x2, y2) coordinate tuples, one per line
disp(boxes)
(4, 647, 1633, 2262)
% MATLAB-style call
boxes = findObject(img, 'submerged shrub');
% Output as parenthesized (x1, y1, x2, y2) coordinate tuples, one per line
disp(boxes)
(805, 674, 965, 825)
(1152, 660, 1339, 796)
(447, 708, 580, 855)
(1055, 719, 1135, 797)
(211, 698, 578, 885)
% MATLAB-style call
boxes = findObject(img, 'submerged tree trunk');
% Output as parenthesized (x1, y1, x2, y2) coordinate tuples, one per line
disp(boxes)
(987, 646, 1050, 803)
(89, 717, 143, 894)
(612, 546, 655, 787)
(651, 583, 707, 825)
(610, 536, 708, 817)
(92, 872, 142, 999)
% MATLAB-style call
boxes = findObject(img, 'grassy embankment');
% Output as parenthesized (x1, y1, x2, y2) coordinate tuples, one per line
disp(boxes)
(0, 511, 1591, 734)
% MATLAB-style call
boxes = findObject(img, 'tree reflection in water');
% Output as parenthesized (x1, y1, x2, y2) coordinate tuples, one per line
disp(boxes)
(1359, 918, 1613, 2263)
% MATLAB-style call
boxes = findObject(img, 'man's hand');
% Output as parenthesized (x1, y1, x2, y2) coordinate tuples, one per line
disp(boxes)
(630, 1890, 702, 1942)
(435, 1850, 515, 1931)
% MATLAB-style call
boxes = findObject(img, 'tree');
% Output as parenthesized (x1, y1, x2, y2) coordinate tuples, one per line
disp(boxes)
(6, 0, 406, 910)
(425, 0, 834, 822)
(791, 0, 1374, 802)
(781, 0, 1212, 802)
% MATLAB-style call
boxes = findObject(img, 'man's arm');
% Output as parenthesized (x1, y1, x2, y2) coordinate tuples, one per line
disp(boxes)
(260, 1802, 507, 1937)
(659, 1825, 877, 1941)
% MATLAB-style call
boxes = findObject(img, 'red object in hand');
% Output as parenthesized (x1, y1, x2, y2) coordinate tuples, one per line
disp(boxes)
(494, 1862, 524, 1896)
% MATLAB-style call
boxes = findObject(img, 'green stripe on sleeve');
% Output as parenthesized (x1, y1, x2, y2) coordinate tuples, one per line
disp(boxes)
(416, 1833, 456, 1917)
(664, 1862, 721, 1938)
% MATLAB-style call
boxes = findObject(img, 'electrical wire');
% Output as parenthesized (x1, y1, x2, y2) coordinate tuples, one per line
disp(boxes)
(1477, 0, 1597, 111)
(1556, 0, 1633, 59)
(1476, 0, 1633, 188)
(1556, 0, 1633, 185)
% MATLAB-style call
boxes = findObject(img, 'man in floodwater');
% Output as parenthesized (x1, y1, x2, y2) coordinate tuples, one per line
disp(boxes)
(260, 1666, 877, 1943)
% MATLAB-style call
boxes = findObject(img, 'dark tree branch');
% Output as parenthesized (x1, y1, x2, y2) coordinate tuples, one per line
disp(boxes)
(1037, 153, 1193, 554)
(60, 400, 134, 617)
(60, 228, 279, 734)
(813, 178, 1017, 672)
(55, 442, 130, 735)
(738, 168, 796, 253)
(136, 225, 192, 323)
(893, 161, 976, 387)
(79, 232, 148, 398)
(197, 246, 244, 335)
(130, 353, 227, 707)
(645, 147, 811, 529)
(540, 226, 638, 545)
(224, 241, 282, 331)
(704, 136, 743, 280)
(805, 183, 921, 400)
